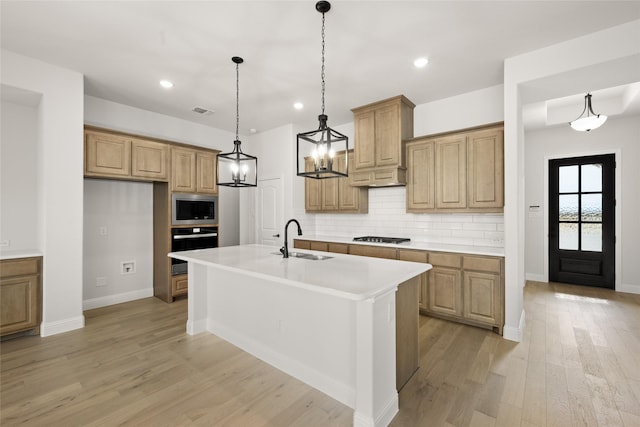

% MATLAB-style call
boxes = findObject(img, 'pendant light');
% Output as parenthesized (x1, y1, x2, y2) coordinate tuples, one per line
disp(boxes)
(569, 93, 607, 132)
(217, 56, 258, 187)
(296, 1, 349, 180)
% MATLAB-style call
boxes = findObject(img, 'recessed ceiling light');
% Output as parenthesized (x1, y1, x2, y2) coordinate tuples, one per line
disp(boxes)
(413, 57, 429, 68)
(293, 102, 304, 110)
(160, 80, 174, 89)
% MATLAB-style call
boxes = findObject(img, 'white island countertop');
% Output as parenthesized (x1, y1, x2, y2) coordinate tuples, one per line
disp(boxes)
(169, 243, 430, 301)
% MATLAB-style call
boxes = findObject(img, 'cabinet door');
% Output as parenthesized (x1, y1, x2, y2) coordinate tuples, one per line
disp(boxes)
(171, 274, 188, 297)
(463, 271, 500, 326)
(131, 139, 169, 181)
(374, 103, 401, 167)
(85, 131, 131, 177)
(398, 249, 429, 311)
(322, 175, 340, 210)
(435, 135, 467, 209)
(338, 152, 362, 211)
(305, 158, 322, 212)
(467, 128, 504, 209)
(0, 275, 39, 335)
(196, 151, 218, 194)
(171, 148, 197, 192)
(428, 267, 462, 317)
(406, 140, 435, 211)
(353, 110, 376, 170)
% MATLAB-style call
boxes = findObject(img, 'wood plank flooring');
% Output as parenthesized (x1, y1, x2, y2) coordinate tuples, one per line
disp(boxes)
(1, 281, 639, 426)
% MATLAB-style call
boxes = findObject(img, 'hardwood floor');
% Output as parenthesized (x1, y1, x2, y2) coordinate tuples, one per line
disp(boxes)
(1, 281, 639, 426)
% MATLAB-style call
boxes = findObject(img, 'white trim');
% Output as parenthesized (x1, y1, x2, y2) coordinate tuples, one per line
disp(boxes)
(618, 283, 640, 295)
(82, 288, 153, 311)
(354, 394, 399, 427)
(503, 309, 525, 343)
(543, 149, 622, 290)
(525, 273, 545, 282)
(40, 315, 85, 337)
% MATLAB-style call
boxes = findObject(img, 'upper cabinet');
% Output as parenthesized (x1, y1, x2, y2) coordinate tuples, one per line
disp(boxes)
(171, 147, 218, 194)
(305, 151, 368, 213)
(406, 124, 504, 213)
(85, 128, 169, 182)
(350, 95, 415, 187)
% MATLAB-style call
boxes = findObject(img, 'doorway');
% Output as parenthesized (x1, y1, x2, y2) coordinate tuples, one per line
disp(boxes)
(548, 154, 615, 288)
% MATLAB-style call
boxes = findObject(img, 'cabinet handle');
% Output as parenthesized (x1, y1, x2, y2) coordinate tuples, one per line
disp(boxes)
(272, 234, 280, 238)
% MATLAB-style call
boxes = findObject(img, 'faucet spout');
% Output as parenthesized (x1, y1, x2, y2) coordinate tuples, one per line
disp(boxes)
(282, 219, 303, 258)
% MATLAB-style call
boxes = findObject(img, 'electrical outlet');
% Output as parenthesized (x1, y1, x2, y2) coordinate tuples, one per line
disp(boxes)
(121, 261, 136, 275)
(96, 277, 107, 287)
(99, 226, 108, 236)
(0, 240, 10, 247)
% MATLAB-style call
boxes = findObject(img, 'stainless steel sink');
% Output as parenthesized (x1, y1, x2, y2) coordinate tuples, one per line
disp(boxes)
(272, 252, 333, 261)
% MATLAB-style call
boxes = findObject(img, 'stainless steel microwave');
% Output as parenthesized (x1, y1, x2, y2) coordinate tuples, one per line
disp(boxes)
(171, 193, 218, 225)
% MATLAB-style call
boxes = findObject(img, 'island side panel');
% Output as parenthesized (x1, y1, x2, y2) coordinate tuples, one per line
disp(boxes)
(186, 262, 209, 335)
(203, 265, 358, 408)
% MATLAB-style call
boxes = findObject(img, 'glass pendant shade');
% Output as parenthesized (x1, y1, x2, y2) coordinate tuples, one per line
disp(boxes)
(217, 140, 258, 187)
(217, 56, 258, 187)
(297, 114, 348, 179)
(570, 93, 607, 132)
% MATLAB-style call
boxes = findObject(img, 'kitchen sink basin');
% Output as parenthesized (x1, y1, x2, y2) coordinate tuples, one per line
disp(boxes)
(272, 251, 333, 261)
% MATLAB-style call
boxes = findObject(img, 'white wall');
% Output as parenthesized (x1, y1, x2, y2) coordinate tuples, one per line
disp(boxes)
(1, 49, 85, 336)
(1, 99, 39, 251)
(504, 19, 640, 341)
(83, 179, 154, 309)
(525, 115, 640, 293)
(83, 95, 242, 306)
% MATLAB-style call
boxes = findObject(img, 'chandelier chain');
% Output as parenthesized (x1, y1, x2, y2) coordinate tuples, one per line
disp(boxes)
(321, 10, 326, 116)
(235, 61, 240, 141)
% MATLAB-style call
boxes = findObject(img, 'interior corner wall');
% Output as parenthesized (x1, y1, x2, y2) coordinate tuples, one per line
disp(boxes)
(1, 49, 85, 336)
(503, 19, 640, 342)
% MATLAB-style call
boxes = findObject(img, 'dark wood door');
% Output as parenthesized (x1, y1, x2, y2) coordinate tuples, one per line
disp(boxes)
(549, 154, 615, 288)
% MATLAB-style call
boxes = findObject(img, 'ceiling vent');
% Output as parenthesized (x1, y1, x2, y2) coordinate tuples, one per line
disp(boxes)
(192, 106, 214, 115)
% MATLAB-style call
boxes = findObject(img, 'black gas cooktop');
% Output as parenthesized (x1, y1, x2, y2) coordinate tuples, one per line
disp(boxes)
(353, 236, 411, 244)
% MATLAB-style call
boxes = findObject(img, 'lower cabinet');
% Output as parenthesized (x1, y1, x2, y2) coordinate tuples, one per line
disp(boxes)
(0, 257, 42, 337)
(294, 239, 504, 334)
(171, 274, 188, 297)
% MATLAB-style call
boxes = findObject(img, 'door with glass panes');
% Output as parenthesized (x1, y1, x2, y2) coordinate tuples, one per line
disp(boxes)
(549, 154, 615, 288)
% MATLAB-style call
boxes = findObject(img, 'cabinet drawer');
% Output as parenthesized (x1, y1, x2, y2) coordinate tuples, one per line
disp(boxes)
(328, 243, 349, 254)
(428, 252, 461, 268)
(171, 274, 188, 297)
(0, 258, 40, 278)
(463, 256, 502, 273)
(293, 239, 311, 250)
(349, 245, 397, 259)
(309, 241, 329, 252)
(398, 249, 428, 263)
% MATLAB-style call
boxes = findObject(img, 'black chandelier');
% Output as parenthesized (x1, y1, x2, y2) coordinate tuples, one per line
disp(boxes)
(296, 1, 348, 180)
(217, 56, 258, 187)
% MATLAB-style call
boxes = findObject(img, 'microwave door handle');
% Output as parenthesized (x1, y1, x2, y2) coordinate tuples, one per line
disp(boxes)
(173, 233, 218, 240)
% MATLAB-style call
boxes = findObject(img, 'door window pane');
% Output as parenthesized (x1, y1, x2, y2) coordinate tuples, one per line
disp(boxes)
(559, 195, 579, 221)
(581, 164, 602, 192)
(559, 223, 579, 250)
(559, 165, 578, 193)
(581, 194, 602, 222)
(582, 223, 602, 252)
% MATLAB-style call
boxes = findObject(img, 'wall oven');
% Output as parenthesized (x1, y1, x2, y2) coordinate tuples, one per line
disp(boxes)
(171, 226, 218, 275)
(172, 193, 218, 226)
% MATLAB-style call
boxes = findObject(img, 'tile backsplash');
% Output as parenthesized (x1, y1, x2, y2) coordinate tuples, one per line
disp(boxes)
(305, 187, 504, 248)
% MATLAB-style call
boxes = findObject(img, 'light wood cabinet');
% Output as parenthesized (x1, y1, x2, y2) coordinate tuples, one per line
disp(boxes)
(171, 274, 188, 297)
(304, 152, 368, 213)
(171, 147, 218, 194)
(85, 129, 169, 181)
(398, 249, 429, 311)
(428, 253, 463, 317)
(406, 124, 503, 213)
(348, 244, 397, 259)
(0, 257, 42, 337)
(350, 95, 414, 186)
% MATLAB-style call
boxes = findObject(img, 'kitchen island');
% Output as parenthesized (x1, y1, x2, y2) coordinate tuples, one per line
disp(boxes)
(169, 244, 431, 427)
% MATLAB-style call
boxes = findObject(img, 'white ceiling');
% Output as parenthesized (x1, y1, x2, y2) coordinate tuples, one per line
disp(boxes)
(2, 1, 639, 134)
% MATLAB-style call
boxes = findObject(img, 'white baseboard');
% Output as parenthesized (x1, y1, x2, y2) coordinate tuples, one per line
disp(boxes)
(83, 288, 154, 311)
(40, 315, 85, 337)
(618, 283, 640, 295)
(503, 309, 525, 343)
(525, 273, 545, 282)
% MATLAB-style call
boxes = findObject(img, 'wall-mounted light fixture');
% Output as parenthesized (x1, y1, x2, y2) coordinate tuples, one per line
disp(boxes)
(569, 93, 607, 132)
(296, 1, 348, 180)
(217, 56, 258, 187)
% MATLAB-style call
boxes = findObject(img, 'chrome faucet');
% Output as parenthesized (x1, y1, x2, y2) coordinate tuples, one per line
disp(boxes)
(281, 219, 303, 258)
